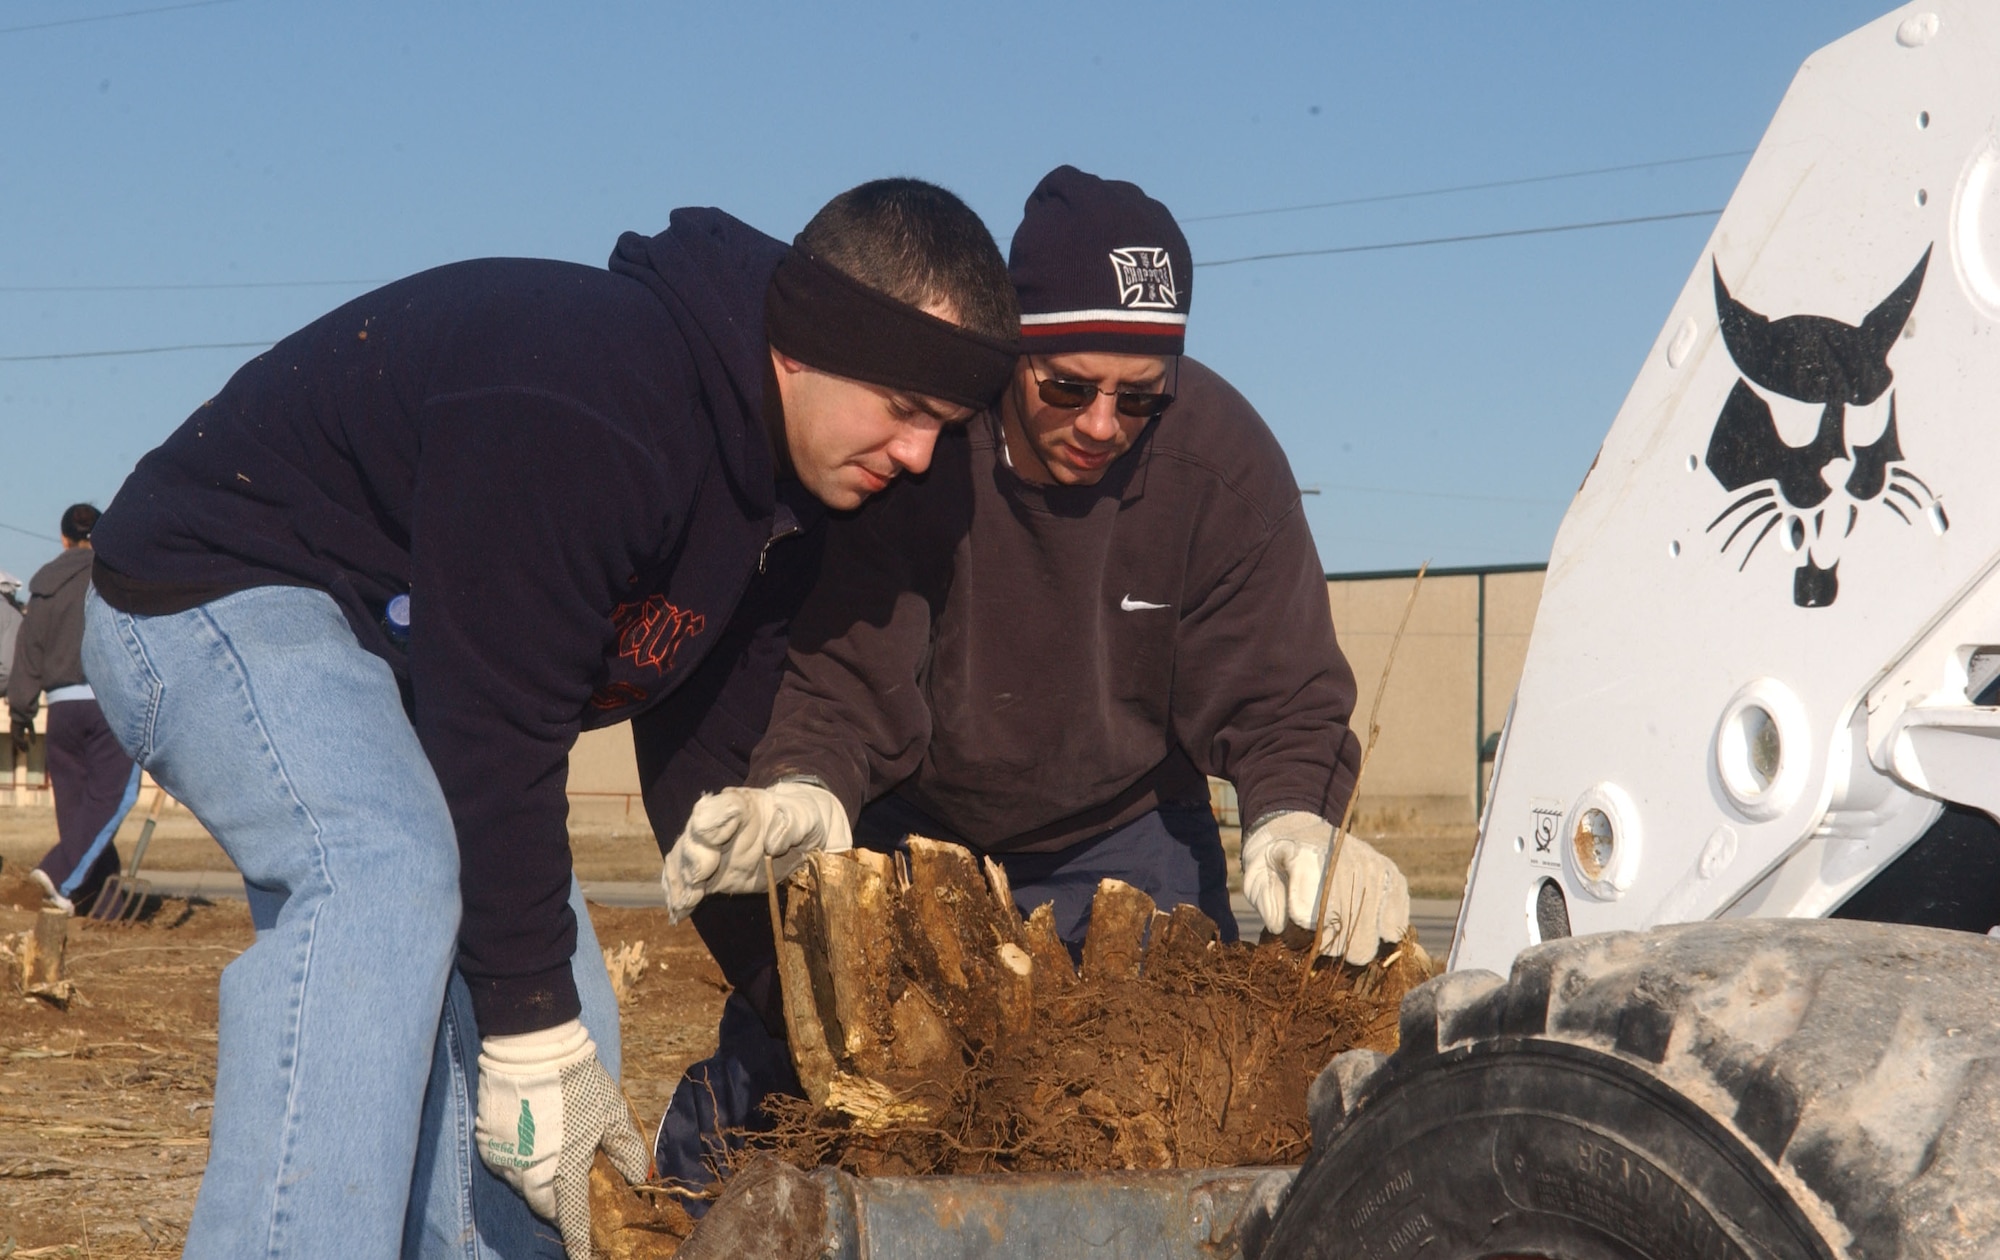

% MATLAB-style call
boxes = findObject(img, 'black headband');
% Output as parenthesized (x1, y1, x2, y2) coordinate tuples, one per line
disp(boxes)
(765, 246, 1017, 411)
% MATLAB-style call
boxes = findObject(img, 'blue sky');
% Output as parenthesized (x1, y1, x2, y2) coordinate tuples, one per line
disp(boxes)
(0, 0, 1896, 582)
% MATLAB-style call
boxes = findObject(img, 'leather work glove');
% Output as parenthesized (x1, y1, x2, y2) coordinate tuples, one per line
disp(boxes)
(659, 780, 853, 921)
(476, 1018, 651, 1260)
(9, 709, 32, 759)
(1240, 811, 1410, 966)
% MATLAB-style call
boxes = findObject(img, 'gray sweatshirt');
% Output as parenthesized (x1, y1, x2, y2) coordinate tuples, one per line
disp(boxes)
(0, 600, 20, 696)
(749, 358, 1360, 853)
(8, 546, 94, 719)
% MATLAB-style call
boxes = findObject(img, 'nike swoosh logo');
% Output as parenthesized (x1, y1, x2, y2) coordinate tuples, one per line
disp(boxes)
(1120, 595, 1170, 611)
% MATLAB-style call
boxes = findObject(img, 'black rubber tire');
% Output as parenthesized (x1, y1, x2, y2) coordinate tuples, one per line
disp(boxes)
(1257, 919, 2000, 1259)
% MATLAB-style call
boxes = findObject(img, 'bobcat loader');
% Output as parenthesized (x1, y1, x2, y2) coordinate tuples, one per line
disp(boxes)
(678, 5, 2000, 1256)
(1258, 3, 2000, 1256)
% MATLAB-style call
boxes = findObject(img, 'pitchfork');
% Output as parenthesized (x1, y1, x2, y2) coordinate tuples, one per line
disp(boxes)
(90, 788, 165, 924)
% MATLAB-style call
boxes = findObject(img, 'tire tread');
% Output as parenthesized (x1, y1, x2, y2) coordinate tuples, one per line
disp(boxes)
(1294, 920, 2000, 1258)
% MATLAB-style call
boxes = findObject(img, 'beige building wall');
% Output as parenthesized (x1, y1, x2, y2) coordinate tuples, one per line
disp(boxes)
(6, 566, 1547, 837)
(0, 699, 650, 821)
(536, 567, 1550, 839)
(562, 565, 1549, 839)
(566, 724, 645, 827)
(1324, 566, 1546, 832)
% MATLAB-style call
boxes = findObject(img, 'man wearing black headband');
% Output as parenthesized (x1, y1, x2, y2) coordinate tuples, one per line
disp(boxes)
(80, 179, 1015, 1259)
(657, 165, 1409, 1192)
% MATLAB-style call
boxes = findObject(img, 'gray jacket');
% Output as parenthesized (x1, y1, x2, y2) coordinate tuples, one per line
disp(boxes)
(7, 546, 93, 719)
(0, 600, 19, 696)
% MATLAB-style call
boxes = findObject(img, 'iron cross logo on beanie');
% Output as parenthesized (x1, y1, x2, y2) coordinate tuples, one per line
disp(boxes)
(1011, 165, 1192, 356)
(1109, 248, 1177, 309)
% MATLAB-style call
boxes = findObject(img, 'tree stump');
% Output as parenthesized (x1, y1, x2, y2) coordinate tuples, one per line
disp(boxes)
(765, 844, 1437, 1178)
(774, 838, 1049, 1127)
(19, 909, 73, 1006)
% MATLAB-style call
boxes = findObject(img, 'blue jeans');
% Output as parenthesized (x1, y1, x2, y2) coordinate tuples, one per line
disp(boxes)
(653, 794, 1234, 1194)
(84, 586, 619, 1259)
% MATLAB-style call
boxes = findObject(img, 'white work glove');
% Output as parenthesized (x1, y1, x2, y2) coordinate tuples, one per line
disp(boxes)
(1241, 811, 1410, 966)
(475, 1019, 651, 1259)
(659, 780, 853, 921)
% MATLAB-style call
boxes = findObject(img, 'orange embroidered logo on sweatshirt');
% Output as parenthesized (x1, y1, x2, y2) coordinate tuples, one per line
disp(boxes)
(611, 595, 707, 674)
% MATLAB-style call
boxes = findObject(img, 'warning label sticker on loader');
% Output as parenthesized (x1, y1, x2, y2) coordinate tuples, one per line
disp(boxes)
(1525, 799, 1563, 871)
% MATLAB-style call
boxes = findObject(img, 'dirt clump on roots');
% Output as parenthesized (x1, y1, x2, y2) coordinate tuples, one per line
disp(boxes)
(747, 842, 1434, 1179)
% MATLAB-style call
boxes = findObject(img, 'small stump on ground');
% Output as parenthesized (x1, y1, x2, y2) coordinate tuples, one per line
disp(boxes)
(17, 907, 74, 1007)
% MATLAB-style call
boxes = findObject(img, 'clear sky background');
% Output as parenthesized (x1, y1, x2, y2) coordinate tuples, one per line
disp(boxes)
(0, 0, 1898, 584)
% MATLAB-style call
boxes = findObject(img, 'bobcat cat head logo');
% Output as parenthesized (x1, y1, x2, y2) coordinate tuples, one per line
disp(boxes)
(1703, 247, 1944, 607)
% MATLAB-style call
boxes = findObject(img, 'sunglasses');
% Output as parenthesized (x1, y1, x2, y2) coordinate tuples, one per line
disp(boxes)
(1029, 360, 1177, 419)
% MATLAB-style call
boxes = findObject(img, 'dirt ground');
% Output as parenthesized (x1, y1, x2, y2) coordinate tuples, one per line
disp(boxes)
(0, 804, 1474, 1254)
(0, 809, 726, 1256)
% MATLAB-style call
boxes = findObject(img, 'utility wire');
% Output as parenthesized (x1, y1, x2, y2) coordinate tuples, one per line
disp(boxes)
(1183, 149, 1752, 223)
(0, 519, 61, 544)
(0, 279, 385, 293)
(1, 206, 1723, 360)
(9, 149, 1746, 293)
(1309, 481, 1558, 507)
(1199, 207, 1721, 268)
(0, 0, 236, 35)
(0, 340, 270, 363)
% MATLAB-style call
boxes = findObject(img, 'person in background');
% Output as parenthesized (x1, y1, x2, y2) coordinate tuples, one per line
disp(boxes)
(10, 505, 140, 915)
(0, 570, 21, 699)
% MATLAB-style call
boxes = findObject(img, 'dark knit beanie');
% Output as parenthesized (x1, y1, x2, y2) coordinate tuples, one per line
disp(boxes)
(1009, 166, 1191, 357)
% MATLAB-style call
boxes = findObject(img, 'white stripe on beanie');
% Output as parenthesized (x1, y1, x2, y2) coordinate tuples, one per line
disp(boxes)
(1020, 309, 1188, 327)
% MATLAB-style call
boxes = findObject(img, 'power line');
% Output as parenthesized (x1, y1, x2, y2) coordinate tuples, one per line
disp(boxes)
(0, 0, 237, 36)
(0, 519, 61, 544)
(1198, 207, 1722, 268)
(0, 340, 270, 363)
(0, 206, 1723, 361)
(1309, 482, 1559, 507)
(0, 279, 386, 294)
(9, 152, 1748, 294)
(1182, 149, 1752, 224)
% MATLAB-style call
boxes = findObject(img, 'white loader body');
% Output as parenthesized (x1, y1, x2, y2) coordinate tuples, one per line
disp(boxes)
(1453, 1, 2000, 975)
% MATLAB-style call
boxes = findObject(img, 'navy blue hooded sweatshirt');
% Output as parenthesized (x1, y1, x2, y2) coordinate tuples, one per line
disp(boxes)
(93, 209, 822, 1034)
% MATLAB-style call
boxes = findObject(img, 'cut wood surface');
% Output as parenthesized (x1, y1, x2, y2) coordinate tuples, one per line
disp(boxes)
(1079, 879, 1154, 982)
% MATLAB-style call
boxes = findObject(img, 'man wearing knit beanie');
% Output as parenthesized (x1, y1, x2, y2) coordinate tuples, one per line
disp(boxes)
(657, 165, 1409, 1192)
